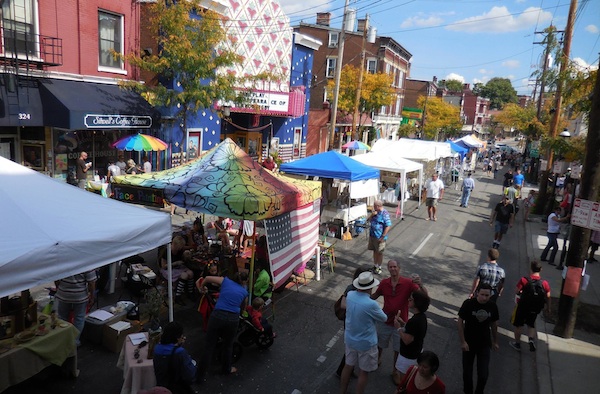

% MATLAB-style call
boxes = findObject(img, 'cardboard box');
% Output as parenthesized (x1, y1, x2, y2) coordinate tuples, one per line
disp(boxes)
(102, 320, 140, 353)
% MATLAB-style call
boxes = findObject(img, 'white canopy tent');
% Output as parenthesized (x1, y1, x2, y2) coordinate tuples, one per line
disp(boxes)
(0, 157, 174, 316)
(351, 153, 424, 219)
(370, 138, 454, 161)
(455, 135, 484, 148)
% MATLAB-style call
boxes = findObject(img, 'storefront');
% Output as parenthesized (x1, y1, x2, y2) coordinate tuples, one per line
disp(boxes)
(40, 79, 161, 182)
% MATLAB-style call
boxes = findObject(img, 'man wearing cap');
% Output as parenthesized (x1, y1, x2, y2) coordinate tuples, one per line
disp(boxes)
(460, 172, 475, 208)
(340, 271, 387, 394)
(489, 196, 515, 249)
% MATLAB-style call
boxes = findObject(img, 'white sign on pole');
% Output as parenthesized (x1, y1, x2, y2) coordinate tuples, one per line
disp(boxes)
(571, 198, 600, 230)
(570, 164, 582, 179)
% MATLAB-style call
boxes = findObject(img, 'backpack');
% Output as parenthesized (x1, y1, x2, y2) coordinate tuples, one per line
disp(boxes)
(519, 277, 546, 313)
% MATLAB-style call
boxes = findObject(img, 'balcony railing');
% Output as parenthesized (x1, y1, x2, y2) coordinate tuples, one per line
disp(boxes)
(0, 29, 63, 67)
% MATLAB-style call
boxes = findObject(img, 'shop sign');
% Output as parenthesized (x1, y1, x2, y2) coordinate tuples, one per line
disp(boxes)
(111, 184, 165, 208)
(84, 114, 152, 129)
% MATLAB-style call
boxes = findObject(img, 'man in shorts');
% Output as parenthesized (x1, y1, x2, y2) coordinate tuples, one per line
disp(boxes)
(509, 260, 550, 352)
(371, 260, 426, 375)
(368, 200, 391, 275)
(340, 272, 387, 394)
(425, 173, 444, 221)
(489, 196, 514, 249)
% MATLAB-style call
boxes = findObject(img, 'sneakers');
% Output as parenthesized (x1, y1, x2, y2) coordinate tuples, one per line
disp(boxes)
(509, 341, 521, 351)
(492, 241, 500, 249)
(373, 266, 383, 275)
(529, 339, 536, 352)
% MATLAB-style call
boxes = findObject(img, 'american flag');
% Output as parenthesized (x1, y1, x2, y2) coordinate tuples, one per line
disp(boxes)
(264, 201, 320, 288)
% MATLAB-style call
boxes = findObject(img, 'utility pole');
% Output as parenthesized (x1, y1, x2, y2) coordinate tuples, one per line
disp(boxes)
(351, 14, 368, 144)
(329, 0, 350, 150)
(554, 58, 600, 338)
(540, 0, 577, 216)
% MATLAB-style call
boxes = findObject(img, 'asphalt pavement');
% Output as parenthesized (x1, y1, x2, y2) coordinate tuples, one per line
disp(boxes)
(5, 167, 600, 394)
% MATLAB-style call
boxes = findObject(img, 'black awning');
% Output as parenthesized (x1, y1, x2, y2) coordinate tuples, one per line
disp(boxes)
(0, 75, 45, 127)
(39, 79, 160, 130)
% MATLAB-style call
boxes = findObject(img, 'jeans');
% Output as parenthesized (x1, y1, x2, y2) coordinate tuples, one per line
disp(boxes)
(462, 345, 491, 394)
(56, 300, 87, 342)
(461, 188, 472, 207)
(541, 232, 559, 263)
(199, 309, 240, 377)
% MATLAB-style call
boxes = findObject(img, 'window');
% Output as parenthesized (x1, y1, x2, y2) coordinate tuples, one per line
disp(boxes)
(326, 57, 336, 78)
(367, 59, 377, 74)
(98, 10, 123, 69)
(2, 0, 37, 57)
(328, 32, 338, 48)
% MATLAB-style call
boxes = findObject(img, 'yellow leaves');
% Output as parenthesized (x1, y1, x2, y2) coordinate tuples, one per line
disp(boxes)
(417, 96, 461, 139)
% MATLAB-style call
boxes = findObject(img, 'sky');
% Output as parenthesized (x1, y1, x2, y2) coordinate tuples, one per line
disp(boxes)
(278, 0, 600, 95)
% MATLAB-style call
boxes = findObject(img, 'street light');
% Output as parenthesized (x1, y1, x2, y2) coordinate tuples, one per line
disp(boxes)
(559, 128, 571, 138)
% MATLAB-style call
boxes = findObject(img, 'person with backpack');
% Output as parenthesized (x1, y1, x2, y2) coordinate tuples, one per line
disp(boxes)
(509, 260, 551, 352)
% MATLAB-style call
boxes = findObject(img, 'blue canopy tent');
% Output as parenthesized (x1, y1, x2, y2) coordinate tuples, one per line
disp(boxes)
(280, 151, 380, 229)
(446, 140, 469, 159)
(279, 151, 379, 181)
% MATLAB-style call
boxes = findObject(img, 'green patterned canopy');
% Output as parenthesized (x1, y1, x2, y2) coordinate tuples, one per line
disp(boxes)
(112, 138, 321, 220)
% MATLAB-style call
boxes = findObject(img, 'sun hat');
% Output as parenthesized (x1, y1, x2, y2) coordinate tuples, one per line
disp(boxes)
(353, 271, 380, 290)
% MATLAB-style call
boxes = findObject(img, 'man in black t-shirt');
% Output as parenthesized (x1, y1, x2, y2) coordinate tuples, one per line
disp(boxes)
(458, 284, 499, 394)
(489, 196, 515, 249)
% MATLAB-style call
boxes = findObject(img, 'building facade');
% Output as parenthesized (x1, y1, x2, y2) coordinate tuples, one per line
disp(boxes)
(294, 12, 412, 148)
(0, 0, 158, 182)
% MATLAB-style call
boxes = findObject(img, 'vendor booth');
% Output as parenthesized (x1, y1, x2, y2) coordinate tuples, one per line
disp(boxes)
(370, 138, 454, 161)
(279, 151, 380, 231)
(113, 139, 322, 290)
(0, 157, 172, 392)
(351, 153, 423, 219)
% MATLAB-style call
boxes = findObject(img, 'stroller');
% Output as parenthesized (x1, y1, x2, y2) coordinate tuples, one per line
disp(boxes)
(214, 313, 275, 364)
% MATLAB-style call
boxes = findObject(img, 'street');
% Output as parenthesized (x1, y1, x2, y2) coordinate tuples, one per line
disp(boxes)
(4, 165, 556, 394)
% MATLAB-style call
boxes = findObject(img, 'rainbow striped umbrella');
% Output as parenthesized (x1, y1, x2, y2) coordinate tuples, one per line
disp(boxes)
(342, 140, 370, 150)
(111, 133, 168, 151)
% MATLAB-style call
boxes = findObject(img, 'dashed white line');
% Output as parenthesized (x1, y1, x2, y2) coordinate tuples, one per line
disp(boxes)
(412, 233, 434, 256)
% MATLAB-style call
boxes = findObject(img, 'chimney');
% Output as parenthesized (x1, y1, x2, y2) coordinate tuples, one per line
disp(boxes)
(357, 18, 366, 32)
(433, 76, 438, 83)
(316, 13, 331, 26)
(463, 83, 470, 90)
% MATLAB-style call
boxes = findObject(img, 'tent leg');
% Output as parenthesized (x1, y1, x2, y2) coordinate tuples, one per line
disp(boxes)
(316, 245, 321, 281)
(167, 243, 173, 322)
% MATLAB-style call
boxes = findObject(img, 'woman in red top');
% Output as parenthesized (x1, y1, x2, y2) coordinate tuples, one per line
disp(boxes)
(397, 351, 445, 394)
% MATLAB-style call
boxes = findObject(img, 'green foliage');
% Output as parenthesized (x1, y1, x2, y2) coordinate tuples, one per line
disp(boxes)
(417, 96, 462, 140)
(326, 64, 395, 118)
(479, 77, 518, 109)
(119, 1, 277, 138)
(444, 79, 463, 92)
(397, 124, 417, 138)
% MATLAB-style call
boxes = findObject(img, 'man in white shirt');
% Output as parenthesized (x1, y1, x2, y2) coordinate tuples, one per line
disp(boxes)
(107, 159, 121, 182)
(425, 173, 444, 221)
(143, 156, 152, 174)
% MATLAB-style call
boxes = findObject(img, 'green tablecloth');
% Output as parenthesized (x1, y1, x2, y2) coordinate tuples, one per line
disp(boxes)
(19, 320, 78, 366)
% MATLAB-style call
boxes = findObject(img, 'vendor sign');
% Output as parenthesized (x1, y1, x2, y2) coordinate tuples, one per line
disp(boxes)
(112, 184, 166, 208)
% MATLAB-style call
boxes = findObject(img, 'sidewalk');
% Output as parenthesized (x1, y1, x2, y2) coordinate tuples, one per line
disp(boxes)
(524, 214, 600, 394)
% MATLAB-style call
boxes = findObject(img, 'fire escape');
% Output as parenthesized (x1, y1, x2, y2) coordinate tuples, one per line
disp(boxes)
(0, 0, 62, 123)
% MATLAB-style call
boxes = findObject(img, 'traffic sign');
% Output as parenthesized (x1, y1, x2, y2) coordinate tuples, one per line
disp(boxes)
(571, 198, 600, 231)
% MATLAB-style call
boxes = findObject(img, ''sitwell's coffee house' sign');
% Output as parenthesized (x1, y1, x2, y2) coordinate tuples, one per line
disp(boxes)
(84, 114, 152, 129)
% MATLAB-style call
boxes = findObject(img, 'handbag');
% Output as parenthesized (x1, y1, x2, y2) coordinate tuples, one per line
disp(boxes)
(396, 364, 418, 394)
(334, 294, 346, 321)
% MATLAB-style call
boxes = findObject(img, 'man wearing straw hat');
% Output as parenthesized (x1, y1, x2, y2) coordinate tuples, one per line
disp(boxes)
(339, 271, 387, 394)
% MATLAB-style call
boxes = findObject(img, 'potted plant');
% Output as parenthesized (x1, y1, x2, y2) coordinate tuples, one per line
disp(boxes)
(142, 288, 163, 332)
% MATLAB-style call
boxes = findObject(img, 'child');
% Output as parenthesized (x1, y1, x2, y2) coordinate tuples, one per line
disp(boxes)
(246, 298, 276, 338)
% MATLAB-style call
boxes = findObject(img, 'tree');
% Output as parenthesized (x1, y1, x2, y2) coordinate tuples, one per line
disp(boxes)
(397, 124, 417, 138)
(479, 77, 518, 109)
(327, 65, 395, 138)
(417, 96, 461, 140)
(119, 1, 273, 149)
(445, 79, 463, 92)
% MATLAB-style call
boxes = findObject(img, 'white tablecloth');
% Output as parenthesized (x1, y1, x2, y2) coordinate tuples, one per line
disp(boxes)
(117, 333, 155, 394)
(321, 203, 368, 226)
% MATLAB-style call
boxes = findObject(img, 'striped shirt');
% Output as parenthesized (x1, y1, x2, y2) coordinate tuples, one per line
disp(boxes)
(474, 262, 505, 290)
(56, 271, 97, 303)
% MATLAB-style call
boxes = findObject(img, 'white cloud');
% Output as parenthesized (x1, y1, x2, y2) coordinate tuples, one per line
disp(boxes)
(572, 57, 599, 72)
(445, 73, 465, 82)
(585, 25, 599, 34)
(502, 60, 520, 68)
(446, 6, 552, 33)
(506, 74, 515, 80)
(479, 68, 494, 75)
(400, 14, 444, 29)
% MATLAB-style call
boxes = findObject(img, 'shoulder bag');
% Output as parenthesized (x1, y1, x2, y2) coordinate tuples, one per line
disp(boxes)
(396, 364, 418, 394)
(334, 294, 346, 321)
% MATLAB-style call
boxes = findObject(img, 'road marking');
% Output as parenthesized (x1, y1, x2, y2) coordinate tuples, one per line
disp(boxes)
(316, 328, 344, 365)
(412, 233, 433, 256)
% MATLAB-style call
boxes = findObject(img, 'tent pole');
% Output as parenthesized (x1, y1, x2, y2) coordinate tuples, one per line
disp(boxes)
(248, 222, 257, 300)
(167, 243, 173, 322)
